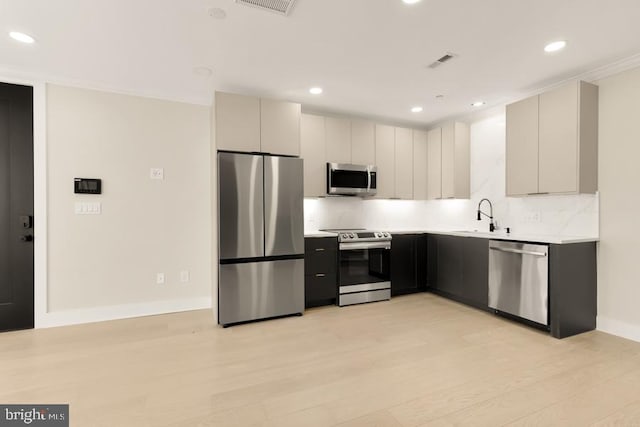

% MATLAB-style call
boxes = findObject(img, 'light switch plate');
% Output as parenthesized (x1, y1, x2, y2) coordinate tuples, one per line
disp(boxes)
(75, 202, 102, 215)
(150, 168, 164, 180)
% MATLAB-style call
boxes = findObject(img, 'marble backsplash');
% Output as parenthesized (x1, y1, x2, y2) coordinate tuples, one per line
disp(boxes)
(304, 113, 599, 238)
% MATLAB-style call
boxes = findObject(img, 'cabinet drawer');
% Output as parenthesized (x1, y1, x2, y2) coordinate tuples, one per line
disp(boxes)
(305, 237, 337, 252)
(305, 250, 337, 275)
(305, 272, 338, 303)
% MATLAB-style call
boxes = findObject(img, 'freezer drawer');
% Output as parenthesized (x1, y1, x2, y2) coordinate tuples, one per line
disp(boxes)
(488, 240, 549, 325)
(219, 258, 304, 326)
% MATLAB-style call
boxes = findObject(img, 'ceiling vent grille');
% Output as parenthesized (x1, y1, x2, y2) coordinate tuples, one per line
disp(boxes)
(428, 52, 458, 69)
(235, 0, 298, 16)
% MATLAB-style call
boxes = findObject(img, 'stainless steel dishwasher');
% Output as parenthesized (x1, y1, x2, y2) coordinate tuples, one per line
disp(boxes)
(488, 240, 549, 326)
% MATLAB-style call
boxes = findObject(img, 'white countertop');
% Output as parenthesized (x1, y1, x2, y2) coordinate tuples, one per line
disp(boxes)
(304, 229, 598, 244)
(390, 229, 599, 244)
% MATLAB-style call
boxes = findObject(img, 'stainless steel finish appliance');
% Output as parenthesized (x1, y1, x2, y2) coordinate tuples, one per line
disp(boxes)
(488, 240, 549, 326)
(322, 229, 391, 306)
(327, 163, 377, 196)
(218, 152, 304, 326)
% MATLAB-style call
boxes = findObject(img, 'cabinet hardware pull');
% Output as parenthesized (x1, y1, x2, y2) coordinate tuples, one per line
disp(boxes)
(315, 273, 326, 277)
(315, 248, 325, 252)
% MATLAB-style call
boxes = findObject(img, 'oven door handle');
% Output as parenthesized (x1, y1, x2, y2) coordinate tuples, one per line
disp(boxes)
(340, 242, 391, 251)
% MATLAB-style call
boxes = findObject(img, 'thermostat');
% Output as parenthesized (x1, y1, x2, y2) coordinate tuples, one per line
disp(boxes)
(74, 178, 102, 194)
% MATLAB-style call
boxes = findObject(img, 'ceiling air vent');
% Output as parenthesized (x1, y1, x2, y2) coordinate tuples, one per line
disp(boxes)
(235, 0, 298, 16)
(428, 52, 458, 69)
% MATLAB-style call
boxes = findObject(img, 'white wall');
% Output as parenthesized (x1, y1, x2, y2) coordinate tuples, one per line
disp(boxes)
(305, 114, 599, 239)
(43, 85, 212, 326)
(596, 66, 640, 341)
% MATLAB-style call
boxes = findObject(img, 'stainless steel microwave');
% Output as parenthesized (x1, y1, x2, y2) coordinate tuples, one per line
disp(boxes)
(327, 163, 377, 196)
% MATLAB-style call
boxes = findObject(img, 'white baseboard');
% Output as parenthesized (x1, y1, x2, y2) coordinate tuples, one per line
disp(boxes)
(597, 316, 640, 343)
(35, 297, 212, 329)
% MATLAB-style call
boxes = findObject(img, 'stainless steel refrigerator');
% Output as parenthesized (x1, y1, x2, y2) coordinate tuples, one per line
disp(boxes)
(217, 152, 304, 327)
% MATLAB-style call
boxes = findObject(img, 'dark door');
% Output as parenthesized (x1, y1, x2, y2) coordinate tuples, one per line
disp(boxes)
(435, 235, 464, 296)
(0, 82, 34, 332)
(391, 234, 426, 296)
(462, 238, 489, 309)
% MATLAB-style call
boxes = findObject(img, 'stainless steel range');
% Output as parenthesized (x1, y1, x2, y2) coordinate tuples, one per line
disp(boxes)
(321, 229, 392, 306)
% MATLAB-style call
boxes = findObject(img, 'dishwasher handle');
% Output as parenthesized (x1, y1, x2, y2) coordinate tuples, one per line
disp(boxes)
(489, 246, 547, 257)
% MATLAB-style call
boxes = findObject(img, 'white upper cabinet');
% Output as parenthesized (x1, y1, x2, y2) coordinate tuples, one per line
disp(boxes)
(215, 91, 301, 157)
(351, 119, 376, 165)
(375, 124, 395, 199)
(506, 80, 598, 196)
(394, 127, 414, 199)
(300, 114, 326, 197)
(427, 128, 442, 200)
(413, 130, 428, 200)
(325, 117, 351, 164)
(260, 98, 301, 156)
(215, 92, 260, 153)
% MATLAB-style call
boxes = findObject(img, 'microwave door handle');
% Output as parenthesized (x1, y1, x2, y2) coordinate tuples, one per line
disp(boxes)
(367, 170, 371, 192)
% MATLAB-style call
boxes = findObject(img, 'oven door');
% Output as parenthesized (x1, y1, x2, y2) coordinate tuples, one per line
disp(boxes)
(339, 241, 391, 287)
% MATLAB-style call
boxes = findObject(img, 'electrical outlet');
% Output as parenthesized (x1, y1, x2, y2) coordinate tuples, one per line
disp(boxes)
(156, 273, 165, 284)
(531, 211, 541, 223)
(180, 270, 190, 283)
(150, 168, 164, 180)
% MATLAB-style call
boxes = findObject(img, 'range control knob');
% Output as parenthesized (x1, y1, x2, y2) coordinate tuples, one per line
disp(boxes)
(341, 233, 348, 239)
(384, 232, 390, 238)
(349, 233, 355, 238)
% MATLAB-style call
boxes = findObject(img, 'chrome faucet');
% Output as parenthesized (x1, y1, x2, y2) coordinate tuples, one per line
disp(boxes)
(477, 198, 496, 232)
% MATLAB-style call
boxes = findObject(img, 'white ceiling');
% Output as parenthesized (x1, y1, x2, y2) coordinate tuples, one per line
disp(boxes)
(2, 0, 640, 126)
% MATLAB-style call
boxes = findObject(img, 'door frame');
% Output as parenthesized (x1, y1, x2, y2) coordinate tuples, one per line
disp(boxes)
(0, 74, 47, 328)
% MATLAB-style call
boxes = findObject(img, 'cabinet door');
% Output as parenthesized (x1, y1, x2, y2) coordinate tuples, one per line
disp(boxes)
(427, 128, 442, 199)
(300, 114, 326, 197)
(375, 124, 395, 198)
(454, 122, 470, 199)
(539, 82, 579, 194)
(391, 234, 416, 295)
(325, 117, 351, 164)
(215, 92, 260, 152)
(435, 235, 464, 296)
(506, 96, 539, 196)
(462, 238, 489, 309)
(394, 127, 414, 199)
(413, 130, 428, 200)
(441, 123, 455, 199)
(260, 98, 301, 156)
(351, 119, 375, 165)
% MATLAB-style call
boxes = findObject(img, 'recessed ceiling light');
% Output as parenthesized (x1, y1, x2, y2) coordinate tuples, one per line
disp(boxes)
(193, 66, 213, 77)
(471, 101, 485, 107)
(411, 106, 423, 113)
(9, 31, 35, 44)
(544, 40, 567, 53)
(309, 87, 323, 95)
(402, 0, 422, 4)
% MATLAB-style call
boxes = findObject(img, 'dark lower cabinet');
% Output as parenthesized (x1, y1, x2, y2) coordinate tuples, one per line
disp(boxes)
(429, 234, 489, 310)
(304, 237, 338, 308)
(391, 234, 426, 296)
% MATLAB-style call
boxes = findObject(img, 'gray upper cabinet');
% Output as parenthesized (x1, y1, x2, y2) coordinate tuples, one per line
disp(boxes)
(351, 120, 376, 165)
(260, 98, 301, 156)
(325, 117, 351, 164)
(506, 80, 598, 196)
(300, 114, 327, 197)
(394, 127, 414, 199)
(215, 92, 261, 153)
(375, 124, 395, 199)
(215, 91, 301, 157)
(428, 122, 470, 199)
(441, 122, 470, 199)
(506, 96, 540, 196)
(427, 128, 442, 200)
(413, 130, 428, 200)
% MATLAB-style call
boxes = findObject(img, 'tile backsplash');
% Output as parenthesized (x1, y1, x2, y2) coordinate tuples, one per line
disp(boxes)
(304, 113, 599, 237)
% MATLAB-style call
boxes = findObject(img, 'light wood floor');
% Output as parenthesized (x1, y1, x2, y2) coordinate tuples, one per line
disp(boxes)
(2, 294, 640, 426)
